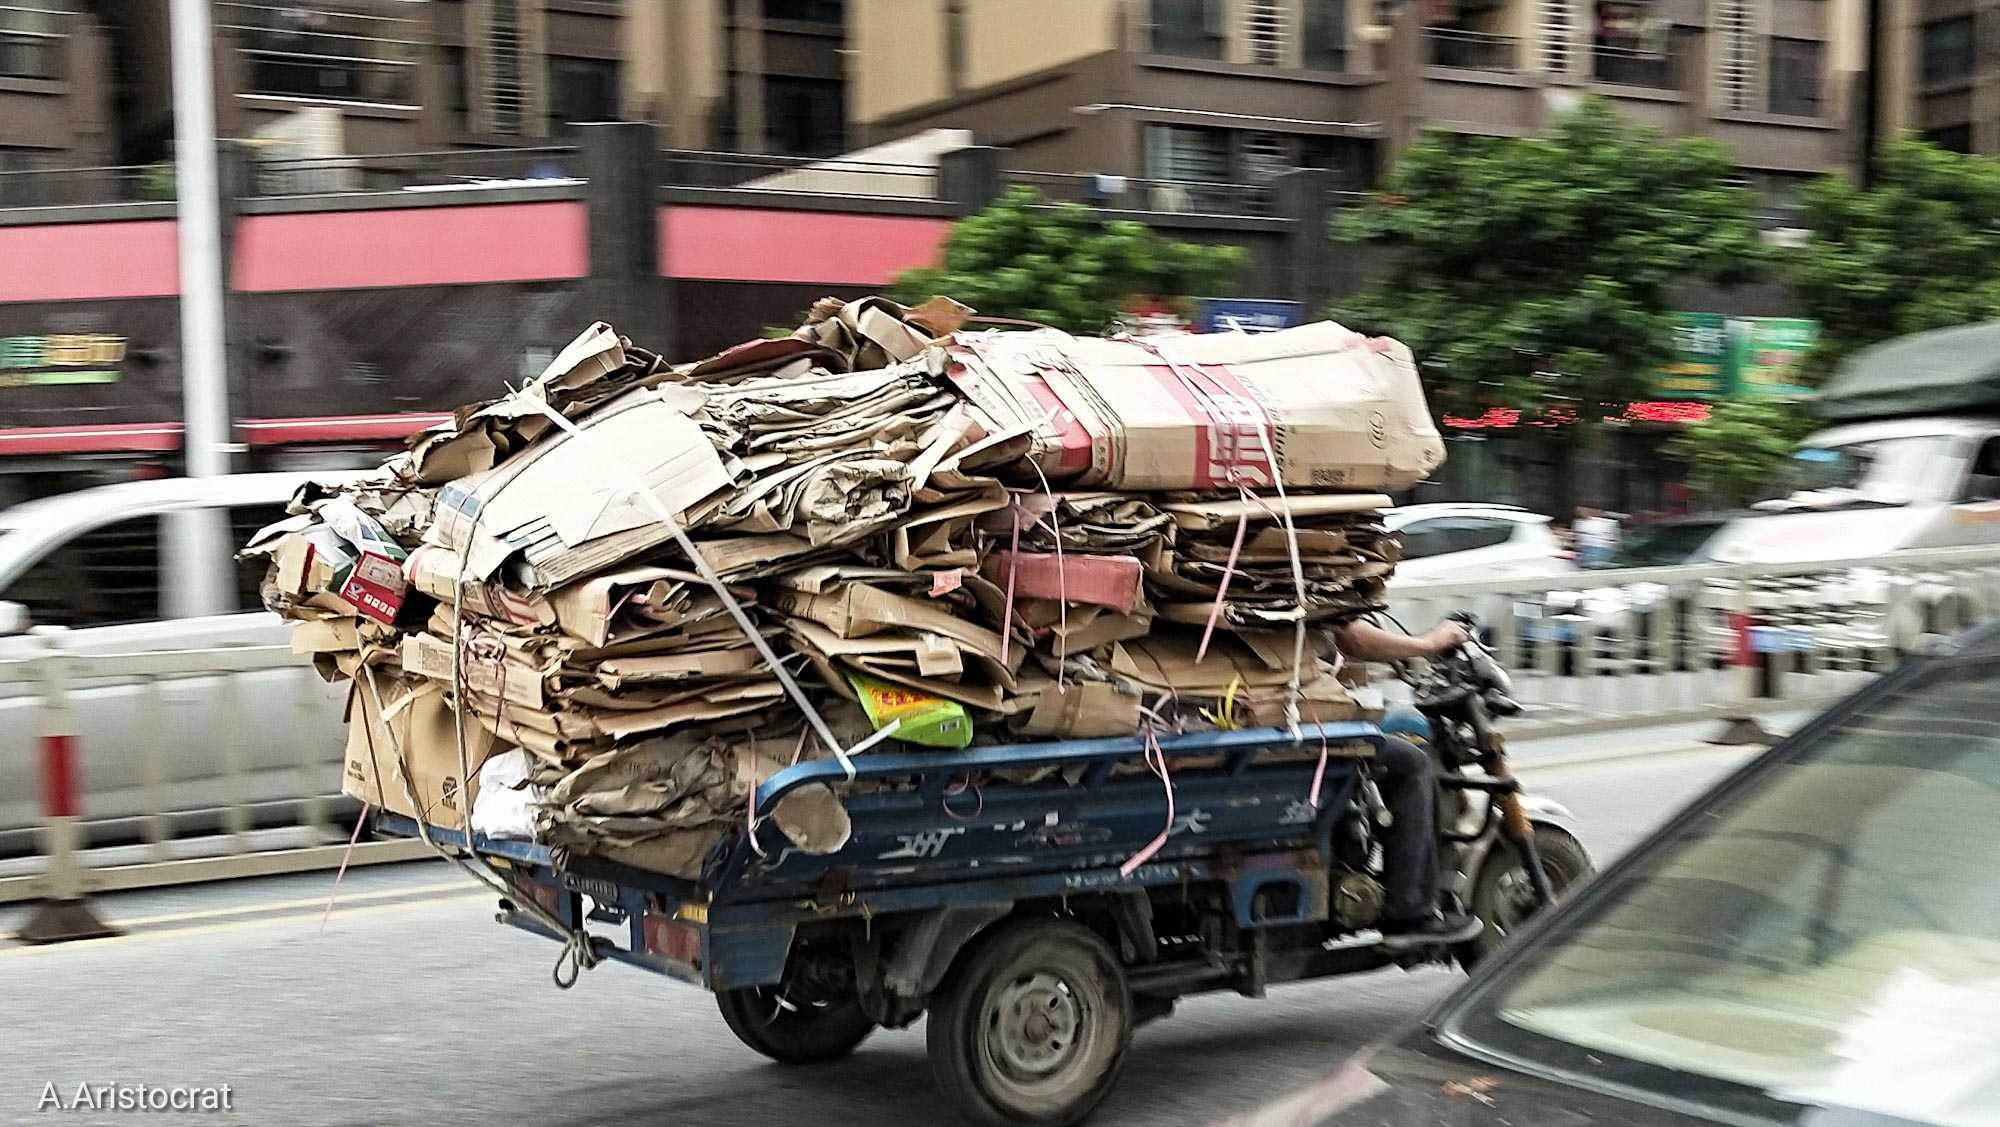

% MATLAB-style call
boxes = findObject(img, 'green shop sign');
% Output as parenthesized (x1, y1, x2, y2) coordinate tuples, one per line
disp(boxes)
(1656, 315, 1818, 401)
(0, 334, 127, 388)
(1659, 313, 1730, 399)
(1731, 317, 1817, 399)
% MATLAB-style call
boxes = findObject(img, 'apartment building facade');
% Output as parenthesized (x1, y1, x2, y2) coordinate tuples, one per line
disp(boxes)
(1889, 0, 2000, 154)
(0, 0, 855, 172)
(852, 0, 1868, 210)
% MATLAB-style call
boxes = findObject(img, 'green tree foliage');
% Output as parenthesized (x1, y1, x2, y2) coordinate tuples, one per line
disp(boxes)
(892, 186, 1245, 333)
(1331, 98, 1764, 421)
(1663, 398, 1813, 508)
(1788, 138, 2000, 381)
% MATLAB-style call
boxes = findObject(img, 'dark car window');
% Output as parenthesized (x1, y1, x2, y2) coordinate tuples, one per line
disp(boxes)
(1446, 656, 2000, 1123)
(1399, 516, 1518, 560)
(1612, 521, 1724, 567)
(229, 503, 292, 613)
(1436, 516, 1517, 554)
(3, 516, 163, 629)
(1396, 519, 1448, 560)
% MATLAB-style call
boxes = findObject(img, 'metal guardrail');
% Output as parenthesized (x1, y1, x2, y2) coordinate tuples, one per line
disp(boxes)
(9, 545, 2000, 922)
(1392, 544, 2000, 740)
(0, 628, 422, 914)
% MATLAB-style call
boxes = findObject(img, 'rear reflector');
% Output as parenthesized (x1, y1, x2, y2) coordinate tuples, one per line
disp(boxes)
(643, 913, 702, 966)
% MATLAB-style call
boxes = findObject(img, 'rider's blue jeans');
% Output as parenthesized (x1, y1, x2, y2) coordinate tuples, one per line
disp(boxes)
(1376, 735, 1441, 922)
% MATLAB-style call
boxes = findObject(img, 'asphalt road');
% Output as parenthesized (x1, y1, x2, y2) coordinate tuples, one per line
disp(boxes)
(1, 743, 1758, 1127)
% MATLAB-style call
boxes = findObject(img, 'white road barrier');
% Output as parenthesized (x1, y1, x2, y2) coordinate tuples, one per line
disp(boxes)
(5, 543, 2000, 922)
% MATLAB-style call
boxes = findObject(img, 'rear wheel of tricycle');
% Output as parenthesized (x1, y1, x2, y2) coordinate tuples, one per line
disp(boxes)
(715, 986, 875, 1064)
(927, 918, 1132, 1127)
(1460, 823, 1592, 968)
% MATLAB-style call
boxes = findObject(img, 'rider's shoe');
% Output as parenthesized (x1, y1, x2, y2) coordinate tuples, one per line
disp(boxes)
(1377, 911, 1482, 948)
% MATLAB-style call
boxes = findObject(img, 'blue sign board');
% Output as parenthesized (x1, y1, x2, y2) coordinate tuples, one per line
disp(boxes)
(1195, 299, 1302, 334)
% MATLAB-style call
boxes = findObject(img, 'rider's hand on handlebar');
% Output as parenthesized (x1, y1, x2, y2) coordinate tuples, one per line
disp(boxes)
(1422, 622, 1473, 656)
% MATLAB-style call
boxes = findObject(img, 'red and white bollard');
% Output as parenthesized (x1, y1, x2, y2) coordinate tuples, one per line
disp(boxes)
(16, 626, 119, 944)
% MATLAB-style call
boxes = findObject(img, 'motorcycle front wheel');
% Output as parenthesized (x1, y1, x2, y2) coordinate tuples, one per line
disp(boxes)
(1459, 824, 1592, 968)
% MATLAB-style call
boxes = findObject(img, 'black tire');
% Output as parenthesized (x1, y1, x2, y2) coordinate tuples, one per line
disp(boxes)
(927, 919, 1132, 1127)
(715, 985, 875, 1064)
(1461, 824, 1592, 967)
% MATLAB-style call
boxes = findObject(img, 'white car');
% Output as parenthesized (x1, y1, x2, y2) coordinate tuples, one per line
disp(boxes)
(1384, 503, 1574, 584)
(0, 473, 361, 842)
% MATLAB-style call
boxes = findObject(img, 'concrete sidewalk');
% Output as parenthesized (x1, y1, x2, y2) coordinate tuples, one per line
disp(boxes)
(1503, 708, 1815, 772)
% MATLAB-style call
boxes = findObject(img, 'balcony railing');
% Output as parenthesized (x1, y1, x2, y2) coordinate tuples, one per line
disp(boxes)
(248, 147, 581, 196)
(1592, 43, 1676, 89)
(0, 163, 159, 209)
(0, 3, 66, 81)
(217, 2, 424, 108)
(660, 149, 940, 199)
(1423, 27, 1521, 72)
(1007, 171, 1276, 217)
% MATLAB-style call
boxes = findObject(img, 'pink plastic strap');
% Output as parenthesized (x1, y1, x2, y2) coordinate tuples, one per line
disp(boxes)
(1025, 464, 1070, 687)
(942, 774, 986, 822)
(1309, 731, 1331, 809)
(320, 802, 373, 935)
(1196, 484, 1253, 663)
(1120, 726, 1175, 878)
(1120, 695, 1180, 877)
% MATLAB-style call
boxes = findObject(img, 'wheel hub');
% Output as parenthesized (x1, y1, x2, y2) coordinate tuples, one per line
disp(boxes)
(987, 973, 1083, 1079)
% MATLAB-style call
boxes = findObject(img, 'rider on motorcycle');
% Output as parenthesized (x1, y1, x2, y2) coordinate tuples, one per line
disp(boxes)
(1332, 617, 1481, 945)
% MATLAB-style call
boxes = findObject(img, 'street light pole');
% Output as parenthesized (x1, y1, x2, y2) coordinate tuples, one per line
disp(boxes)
(170, 0, 233, 479)
(1861, 0, 1884, 187)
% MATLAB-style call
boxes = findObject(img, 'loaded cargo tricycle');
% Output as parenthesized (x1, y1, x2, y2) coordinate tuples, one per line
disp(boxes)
(377, 627, 1589, 1126)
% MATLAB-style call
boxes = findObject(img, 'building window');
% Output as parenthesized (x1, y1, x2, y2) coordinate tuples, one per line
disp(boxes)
(1301, 134, 1371, 190)
(1153, 0, 1226, 60)
(1592, 0, 1672, 88)
(218, 2, 421, 107)
(1766, 36, 1820, 116)
(549, 56, 620, 136)
(489, 0, 525, 134)
(1245, 0, 1288, 65)
(1302, 0, 1347, 71)
(1713, 0, 1756, 110)
(765, 75, 845, 156)
(1924, 123, 1974, 153)
(1542, 0, 1578, 73)
(0, 4, 64, 81)
(1144, 123, 1231, 210)
(1923, 16, 1975, 86)
(762, 0, 845, 22)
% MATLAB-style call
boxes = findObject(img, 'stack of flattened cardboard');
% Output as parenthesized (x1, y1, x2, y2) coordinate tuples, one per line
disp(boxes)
(247, 296, 1443, 879)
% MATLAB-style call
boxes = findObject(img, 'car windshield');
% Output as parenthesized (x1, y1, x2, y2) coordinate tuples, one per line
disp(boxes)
(1446, 655, 2000, 1125)
(1611, 522, 1722, 567)
(1787, 435, 1958, 501)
